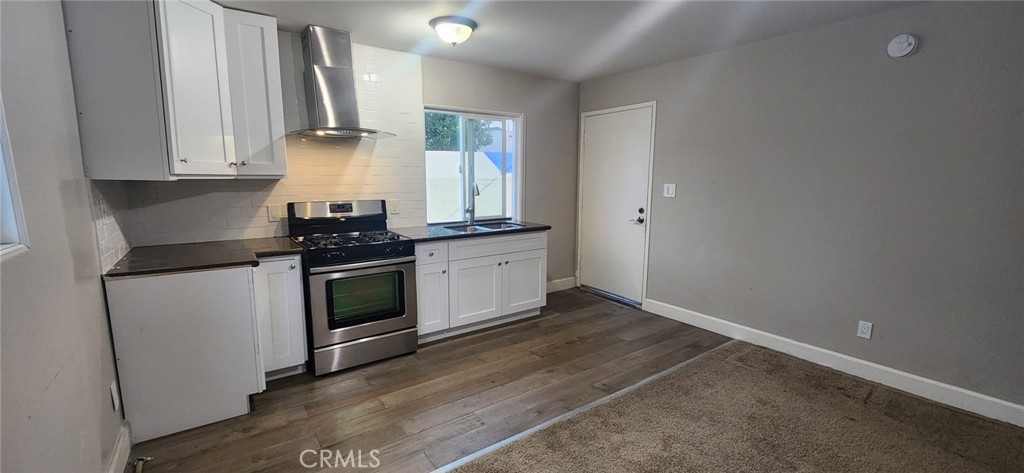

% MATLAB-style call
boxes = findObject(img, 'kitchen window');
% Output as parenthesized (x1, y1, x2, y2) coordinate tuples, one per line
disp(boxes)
(424, 108, 522, 224)
(0, 98, 28, 261)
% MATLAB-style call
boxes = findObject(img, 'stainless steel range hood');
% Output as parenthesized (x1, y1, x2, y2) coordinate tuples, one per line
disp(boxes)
(295, 26, 394, 139)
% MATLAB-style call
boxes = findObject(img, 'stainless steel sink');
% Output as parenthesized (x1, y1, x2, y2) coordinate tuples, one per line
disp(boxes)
(444, 222, 525, 233)
(475, 222, 525, 230)
(444, 224, 492, 233)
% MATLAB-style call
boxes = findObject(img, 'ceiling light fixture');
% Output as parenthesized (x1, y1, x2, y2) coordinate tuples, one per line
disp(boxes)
(429, 16, 478, 46)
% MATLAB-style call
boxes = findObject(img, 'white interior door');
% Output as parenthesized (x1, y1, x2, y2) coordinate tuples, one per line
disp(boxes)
(578, 103, 655, 304)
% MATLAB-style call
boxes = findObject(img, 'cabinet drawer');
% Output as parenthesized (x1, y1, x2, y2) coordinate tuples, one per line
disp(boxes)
(448, 232, 547, 261)
(415, 242, 449, 265)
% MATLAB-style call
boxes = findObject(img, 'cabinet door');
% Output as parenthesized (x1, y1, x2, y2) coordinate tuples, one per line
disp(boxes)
(253, 256, 306, 373)
(159, 0, 236, 176)
(448, 254, 504, 327)
(416, 262, 450, 335)
(224, 9, 287, 177)
(502, 249, 548, 315)
(105, 267, 260, 442)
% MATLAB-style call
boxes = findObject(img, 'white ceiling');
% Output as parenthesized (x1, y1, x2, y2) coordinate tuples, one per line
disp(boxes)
(221, 1, 915, 82)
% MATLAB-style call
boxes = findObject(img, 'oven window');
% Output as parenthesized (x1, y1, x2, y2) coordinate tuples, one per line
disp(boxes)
(326, 271, 405, 330)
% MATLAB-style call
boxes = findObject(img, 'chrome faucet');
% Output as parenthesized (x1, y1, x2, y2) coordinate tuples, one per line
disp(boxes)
(466, 182, 481, 225)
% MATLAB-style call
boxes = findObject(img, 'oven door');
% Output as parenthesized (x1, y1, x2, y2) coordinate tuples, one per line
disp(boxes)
(308, 256, 417, 348)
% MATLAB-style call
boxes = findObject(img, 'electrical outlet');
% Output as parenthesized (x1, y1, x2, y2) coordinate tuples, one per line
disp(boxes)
(267, 205, 283, 221)
(387, 200, 399, 215)
(663, 183, 677, 198)
(857, 321, 873, 339)
(109, 380, 121, 412)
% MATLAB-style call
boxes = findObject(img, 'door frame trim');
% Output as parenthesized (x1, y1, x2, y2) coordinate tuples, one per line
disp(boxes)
(576, 101, 657, 303)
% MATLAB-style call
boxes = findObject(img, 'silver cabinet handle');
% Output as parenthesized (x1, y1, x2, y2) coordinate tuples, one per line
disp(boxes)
(428, 252, 434, 257)
(240, 161, 248, 166)
(289, 264, 296, 270)
(180, 158, 188, 163)
(441, 270, 446, 274)
(497, 262, 502, 266)
(229, 162, 237, 167)
(505, 261, 509, 265)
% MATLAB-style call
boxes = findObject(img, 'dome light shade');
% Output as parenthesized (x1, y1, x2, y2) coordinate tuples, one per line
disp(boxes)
(430, 16, 478, 46)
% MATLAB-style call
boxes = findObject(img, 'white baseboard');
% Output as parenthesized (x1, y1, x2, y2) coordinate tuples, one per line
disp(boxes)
(643, 298, 1024, 428)
(547, 277, 577, 293)
(105, 422, 132, 473)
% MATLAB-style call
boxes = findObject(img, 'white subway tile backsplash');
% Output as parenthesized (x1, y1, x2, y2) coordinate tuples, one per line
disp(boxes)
(123, 44, 428, 247)
(89, 180, 131, 272)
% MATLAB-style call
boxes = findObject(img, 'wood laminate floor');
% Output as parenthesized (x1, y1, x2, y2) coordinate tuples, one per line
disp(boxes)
(129, 289, 730, 473)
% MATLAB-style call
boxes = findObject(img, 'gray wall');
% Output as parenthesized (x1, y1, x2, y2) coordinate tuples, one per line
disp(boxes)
(422, 57, 581, 281)
(1, 1, 124, 471)
(581, 2, 1023, 404)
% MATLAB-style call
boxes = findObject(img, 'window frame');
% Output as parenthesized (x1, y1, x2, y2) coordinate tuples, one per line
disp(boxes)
(424, 105, 525, 225)
(0, 97, 29, 262)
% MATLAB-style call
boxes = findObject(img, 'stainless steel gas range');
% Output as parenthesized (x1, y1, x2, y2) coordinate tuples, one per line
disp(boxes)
(287, 200, 417, 376)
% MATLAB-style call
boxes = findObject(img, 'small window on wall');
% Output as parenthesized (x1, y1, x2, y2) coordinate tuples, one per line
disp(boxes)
(1, 98, 28, 261)
(424, 108, 522, 224)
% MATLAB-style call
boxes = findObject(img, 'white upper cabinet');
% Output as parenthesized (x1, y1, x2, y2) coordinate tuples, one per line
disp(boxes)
(64, 0, 286, 180)
(159, 0, 236, 176)
(223, 9, 288, 176)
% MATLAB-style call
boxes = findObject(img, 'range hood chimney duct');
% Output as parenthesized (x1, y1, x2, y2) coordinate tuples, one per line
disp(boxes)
(296, 25, 393, 139)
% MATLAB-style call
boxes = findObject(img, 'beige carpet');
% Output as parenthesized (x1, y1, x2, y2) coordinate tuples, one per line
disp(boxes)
(456, 341, 1024, 472)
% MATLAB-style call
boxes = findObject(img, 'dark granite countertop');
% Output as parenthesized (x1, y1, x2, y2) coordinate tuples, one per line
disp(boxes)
(104, 237, 303, 278)
(391, 219, 552, 243)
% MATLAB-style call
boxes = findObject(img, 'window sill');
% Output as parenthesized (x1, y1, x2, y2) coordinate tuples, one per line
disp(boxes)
(0, 243, 28, 262)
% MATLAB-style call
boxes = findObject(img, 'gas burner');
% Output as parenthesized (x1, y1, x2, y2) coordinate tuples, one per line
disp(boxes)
(360, 230, 403, 244)
(295, 230, 407, 250)
(287, 201, 414, 268)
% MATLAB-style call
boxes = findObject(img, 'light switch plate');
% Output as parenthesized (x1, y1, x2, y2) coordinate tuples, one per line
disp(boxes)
(387, 200, 400, 215)
(663, 184, 677, 198)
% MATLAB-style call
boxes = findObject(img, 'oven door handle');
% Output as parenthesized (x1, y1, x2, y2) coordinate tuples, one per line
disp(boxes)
(308, 256, 417, 274)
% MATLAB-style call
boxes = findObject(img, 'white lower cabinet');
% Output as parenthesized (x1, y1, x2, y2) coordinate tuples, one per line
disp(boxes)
(105, 266, 263, 442)
(415, 262, 450, 335)
(415, 232, 548, 336)
(449, 254, 506, 327)
(253, 255, 306, 374)
(502, 249, 548, 315)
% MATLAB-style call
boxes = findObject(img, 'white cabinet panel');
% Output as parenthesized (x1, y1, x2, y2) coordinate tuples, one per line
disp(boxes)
(224, 9, 287, 176)
(503, 249, 547, 315)
(159, 0, 236, 175)
(254, 256, 306, 373)
(448, 254, 504, 327)
(416, 262, 449, 335)
(448, 232, 547, 262)
(105, 267, 261, 442)
(415, 242, 448, 266)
